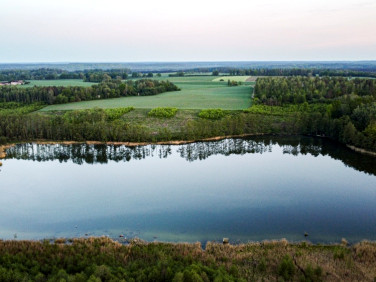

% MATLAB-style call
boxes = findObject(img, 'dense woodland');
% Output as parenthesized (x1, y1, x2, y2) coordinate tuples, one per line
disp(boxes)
(254, 77, 376, 105)
(253, 77, 376, 152)
(0, 79, 179, 104)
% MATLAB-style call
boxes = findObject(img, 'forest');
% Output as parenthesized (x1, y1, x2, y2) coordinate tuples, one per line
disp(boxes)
(0, 79, 179, 104)
(254, 77, 376, 105)
(253, 77, 376, 152)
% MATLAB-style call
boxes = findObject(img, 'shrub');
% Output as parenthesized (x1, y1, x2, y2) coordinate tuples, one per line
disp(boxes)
(277, 255, 295, 281)
(105, 107, 134, 121)
(148, 107, 178, 118)
(0, 136, 7, 144)
(303, 264, 323, 282)
(227, 80, 239, 86)
(198, 109, 226, 120)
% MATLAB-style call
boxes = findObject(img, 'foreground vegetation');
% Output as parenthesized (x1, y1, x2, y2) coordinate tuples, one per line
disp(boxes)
(0, 237, 375, 281)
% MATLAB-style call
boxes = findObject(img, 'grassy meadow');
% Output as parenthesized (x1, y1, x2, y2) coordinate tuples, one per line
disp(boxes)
(39, 76, 253, 111)
(212, 76, 256, 82)
(20, 79, 97, 88)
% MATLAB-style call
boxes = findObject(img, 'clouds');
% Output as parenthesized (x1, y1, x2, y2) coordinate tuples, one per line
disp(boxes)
(0, 0, 375, 62)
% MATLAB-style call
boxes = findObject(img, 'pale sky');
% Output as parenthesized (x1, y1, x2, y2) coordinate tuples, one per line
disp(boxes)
(1, 0, 375, 62)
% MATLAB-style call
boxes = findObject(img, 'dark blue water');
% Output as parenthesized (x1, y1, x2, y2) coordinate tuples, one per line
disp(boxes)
(1, 136, 376, 244)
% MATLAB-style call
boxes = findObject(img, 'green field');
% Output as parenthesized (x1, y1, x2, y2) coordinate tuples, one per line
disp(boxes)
(212, 76, 255, 82)
(20, 79, 97, 88)
(40, 76, 253, 111)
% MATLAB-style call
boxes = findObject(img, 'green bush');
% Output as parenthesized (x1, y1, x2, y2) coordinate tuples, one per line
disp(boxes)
(0, 136, 7, 144)
(105, 107, 134, 121)
(198, 109, 226, 120)
(148, 107, 178, 118)
(277, 255, 295, 281)
(302, 264, 323, 282)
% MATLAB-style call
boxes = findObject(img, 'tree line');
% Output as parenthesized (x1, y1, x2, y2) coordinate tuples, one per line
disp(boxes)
(0, 68, 131, 81)
(0, 79, 179, 104)
(227, 68, 376, 77)
(1, 103, 375, 152)
(254, 76, 376, 105)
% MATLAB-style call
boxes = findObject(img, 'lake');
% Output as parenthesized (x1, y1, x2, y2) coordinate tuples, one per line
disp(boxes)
(1, 136, 376, 244)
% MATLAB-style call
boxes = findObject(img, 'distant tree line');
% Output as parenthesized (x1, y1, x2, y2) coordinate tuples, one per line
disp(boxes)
(82, 69, 130, 82)
(0, 68, 131, 82)
(2, 67, 376, 82)
(187, 67, 376, 78)
(0, 79, 179, 104)
(227, 68, 376, 77)
(168, 72, 185, 77)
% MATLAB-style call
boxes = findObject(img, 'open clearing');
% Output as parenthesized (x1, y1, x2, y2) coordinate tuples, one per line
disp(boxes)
(21, 79, 97, 88)
(40, 76, 253, 111)
(212, 76, 256, 82)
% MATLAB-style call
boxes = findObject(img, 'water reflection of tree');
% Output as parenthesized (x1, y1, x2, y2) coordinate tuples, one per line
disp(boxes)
(5, 137, 376, 176)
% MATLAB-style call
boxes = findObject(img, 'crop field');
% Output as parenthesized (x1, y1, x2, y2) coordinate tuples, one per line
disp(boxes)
(20, 79, 97, 88)
(40, 76, 253, 111)
(212, 76, 256, 82)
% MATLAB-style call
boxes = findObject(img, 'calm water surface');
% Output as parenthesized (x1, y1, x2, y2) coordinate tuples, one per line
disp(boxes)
(1, 136, 376, 244)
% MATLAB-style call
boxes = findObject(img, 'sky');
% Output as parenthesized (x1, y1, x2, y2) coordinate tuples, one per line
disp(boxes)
(0, 0, 375, 62)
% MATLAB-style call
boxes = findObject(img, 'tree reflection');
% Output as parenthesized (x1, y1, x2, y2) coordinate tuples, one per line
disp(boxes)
(5, 136, 376, 176)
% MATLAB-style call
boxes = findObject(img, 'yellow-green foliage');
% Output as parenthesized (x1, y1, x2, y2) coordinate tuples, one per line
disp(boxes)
(105, 107, 134, 121)
(243, 103, 328, 116)
(148, 107, 178, 118)
(198, 109, 226, 119)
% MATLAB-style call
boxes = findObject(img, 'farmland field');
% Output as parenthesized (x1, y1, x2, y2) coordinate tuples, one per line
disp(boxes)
(40, 76, 253, 111)
(212, 76, 256, 82)
(20, 79, 97, 88)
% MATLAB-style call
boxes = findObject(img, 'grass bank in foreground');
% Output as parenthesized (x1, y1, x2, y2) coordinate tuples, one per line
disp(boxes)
(0, 237, 375, 281)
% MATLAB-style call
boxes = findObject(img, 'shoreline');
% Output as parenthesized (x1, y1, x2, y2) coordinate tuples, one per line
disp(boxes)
(1, 133, 376, 161)
(0, 133, 263, 160)
(346, 144, 376, 157)
(0, 236, 371, 246)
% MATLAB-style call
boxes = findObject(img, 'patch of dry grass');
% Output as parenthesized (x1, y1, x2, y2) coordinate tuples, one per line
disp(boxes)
(1, 238, 375, 281)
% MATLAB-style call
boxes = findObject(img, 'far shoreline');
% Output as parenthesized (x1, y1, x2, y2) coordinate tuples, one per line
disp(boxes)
(1, 133, 376, 161)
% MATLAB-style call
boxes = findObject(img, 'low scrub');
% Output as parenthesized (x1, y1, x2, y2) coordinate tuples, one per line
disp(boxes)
(105, 107, 134, 121)
(198, 109, 226, 120)
(148, 107, 178, 118)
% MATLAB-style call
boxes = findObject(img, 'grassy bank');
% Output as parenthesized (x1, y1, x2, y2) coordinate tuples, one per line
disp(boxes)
(0, 237, 375, 281)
